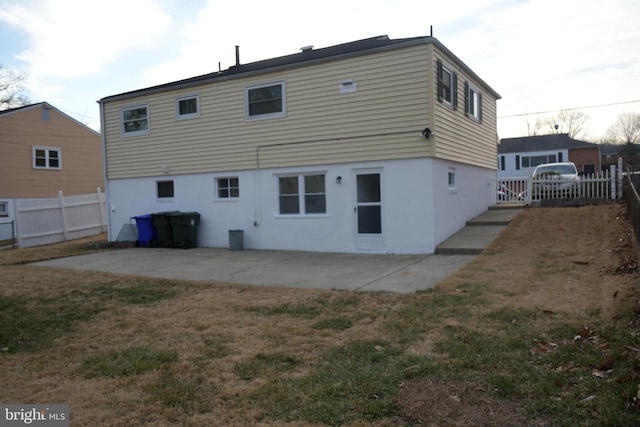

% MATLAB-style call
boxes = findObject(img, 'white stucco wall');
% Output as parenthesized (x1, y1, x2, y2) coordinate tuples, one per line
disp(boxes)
(106, 158, 493, 254)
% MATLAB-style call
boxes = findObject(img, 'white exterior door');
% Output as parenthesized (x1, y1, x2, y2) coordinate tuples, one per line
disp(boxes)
(354, 171, 384, 251)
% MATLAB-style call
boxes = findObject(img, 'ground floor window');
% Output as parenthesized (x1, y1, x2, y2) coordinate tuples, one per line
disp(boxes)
(278, 174, 326, 215)
(157, 180, 174, 199)
(448, 168, 456, 190)
(216, 177, 239, 199)
(0, 201, 8, 217)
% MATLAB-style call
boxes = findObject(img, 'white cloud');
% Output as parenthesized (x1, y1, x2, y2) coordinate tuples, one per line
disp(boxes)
(1, 0, 638, 137)
(0, 0, 173, 80)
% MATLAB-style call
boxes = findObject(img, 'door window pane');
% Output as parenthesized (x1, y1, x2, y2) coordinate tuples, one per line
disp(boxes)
(358, 206, 382, 234)
(357, 174, 381, 203)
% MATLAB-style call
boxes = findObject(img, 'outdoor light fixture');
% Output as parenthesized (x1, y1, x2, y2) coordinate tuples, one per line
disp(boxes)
(162, 165, 170, 174)
(336, 176, 342, 184)
(420, 128, 433, 139)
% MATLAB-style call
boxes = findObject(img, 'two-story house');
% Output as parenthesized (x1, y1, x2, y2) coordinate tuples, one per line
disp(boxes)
(498, 134, 601, 178)
(99, 35, 500, 254)
(0, 102, 104, 240)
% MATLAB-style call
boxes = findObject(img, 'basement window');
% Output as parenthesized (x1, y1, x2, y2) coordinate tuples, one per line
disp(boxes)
(278, 174, 326, 215)
(157, 180, 174, 199)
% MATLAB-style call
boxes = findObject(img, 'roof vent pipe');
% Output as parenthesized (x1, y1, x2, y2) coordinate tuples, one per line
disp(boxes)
(235, 45, 240, 67)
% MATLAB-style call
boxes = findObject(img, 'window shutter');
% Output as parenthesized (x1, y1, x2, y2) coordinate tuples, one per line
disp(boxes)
(464, 81, 469, 117)
(516, 155, 520, 170)
(478, 92, 483, 123)
(500, 156, 505, 171)
(437, 59, 443, 102)
(452, 72, 458, 110)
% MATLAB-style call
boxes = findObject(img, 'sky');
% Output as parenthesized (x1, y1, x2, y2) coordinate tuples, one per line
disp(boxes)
(0, 0, 639, 140)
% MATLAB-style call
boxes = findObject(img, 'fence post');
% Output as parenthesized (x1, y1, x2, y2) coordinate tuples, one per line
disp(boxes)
(58, 190, 69, 241)
(97, 187, 107, 232)
(617, 157, 624, 199)
(610, 165, 616, 200)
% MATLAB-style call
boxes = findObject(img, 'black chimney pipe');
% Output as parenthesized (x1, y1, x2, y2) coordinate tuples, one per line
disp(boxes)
(235, 45, 240, 67)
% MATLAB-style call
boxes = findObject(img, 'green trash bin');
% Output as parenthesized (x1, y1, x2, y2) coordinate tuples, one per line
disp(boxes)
(152, 211, 179, 247)
(169, 212, 201, 249)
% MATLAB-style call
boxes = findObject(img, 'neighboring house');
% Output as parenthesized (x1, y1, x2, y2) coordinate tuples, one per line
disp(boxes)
(0, 102, 104, 238)
(498, 134, 601, 178)
(99, 35, 501, 254)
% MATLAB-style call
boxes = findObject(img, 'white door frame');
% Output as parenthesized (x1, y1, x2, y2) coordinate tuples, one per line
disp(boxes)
(353, 169, 384, 252)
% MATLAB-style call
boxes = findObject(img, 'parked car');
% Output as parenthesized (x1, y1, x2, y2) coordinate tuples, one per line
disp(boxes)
(531, 162, 579, 198)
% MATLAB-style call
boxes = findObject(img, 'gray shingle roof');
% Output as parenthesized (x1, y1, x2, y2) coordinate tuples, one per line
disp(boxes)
(498, 134, 598, 154)
(100, 35, 501, 103)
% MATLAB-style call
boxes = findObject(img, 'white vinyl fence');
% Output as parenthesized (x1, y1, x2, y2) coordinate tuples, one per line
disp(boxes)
(15, 188, 107, 248)
(497, 161, 624, 205)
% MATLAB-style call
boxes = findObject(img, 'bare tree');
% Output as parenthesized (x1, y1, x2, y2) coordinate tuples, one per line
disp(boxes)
(525, 116, 542, 136)
(605, 113, 640, 167)
(606, 112, 640, 144)
(0, 66, 30, 110)
(537, 110, 591, 139)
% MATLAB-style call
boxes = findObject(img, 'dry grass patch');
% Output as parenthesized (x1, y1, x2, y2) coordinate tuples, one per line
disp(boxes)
(1, 205, 638, 426)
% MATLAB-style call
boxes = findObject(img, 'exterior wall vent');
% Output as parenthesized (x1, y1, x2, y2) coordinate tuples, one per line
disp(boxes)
(300, 45, 314, 52)
(339, 79, 357, 94)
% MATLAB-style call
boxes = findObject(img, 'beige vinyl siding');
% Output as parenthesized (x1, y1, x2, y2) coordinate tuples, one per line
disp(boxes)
(0, 105, 104, 198)
(103, 45, 435, 179)
(432, 48, 499, 170)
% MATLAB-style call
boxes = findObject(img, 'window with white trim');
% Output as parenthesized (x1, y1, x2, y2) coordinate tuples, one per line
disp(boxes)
(176, 95, 199, 119)
(0, 201, 8, 217)
(465, 81, 483, 122)
(448, 168, 457, 191)
(246, 81, 286, 120)
(33, 146, 61, 170)
(278, 174, 326, 215)
(157, 180, 174, 199)
(121, 104, 149, 135)
(216, 177, 239, 199)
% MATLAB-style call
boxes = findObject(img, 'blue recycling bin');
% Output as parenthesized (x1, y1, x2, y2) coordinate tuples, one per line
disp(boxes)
(133, 214, 156, 247)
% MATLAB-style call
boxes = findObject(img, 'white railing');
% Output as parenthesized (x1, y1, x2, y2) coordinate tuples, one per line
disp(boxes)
(497, 162, 623, 205)
(15, 188, 107, 248)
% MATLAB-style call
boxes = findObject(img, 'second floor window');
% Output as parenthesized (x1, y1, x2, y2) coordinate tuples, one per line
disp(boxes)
(465, 82, 483, 122)
(33, 146, 61, 170)
(176, 95, 199, 119)
(437, 59, 457, 109)
(122, 104, 149, 135)
(246, 81, 286, 120)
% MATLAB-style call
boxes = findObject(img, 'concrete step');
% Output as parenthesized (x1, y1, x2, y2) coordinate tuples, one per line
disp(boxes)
(435, 206, 523, 255)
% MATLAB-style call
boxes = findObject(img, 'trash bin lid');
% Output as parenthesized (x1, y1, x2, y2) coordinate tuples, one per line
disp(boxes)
(133, 214, 152, 219)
